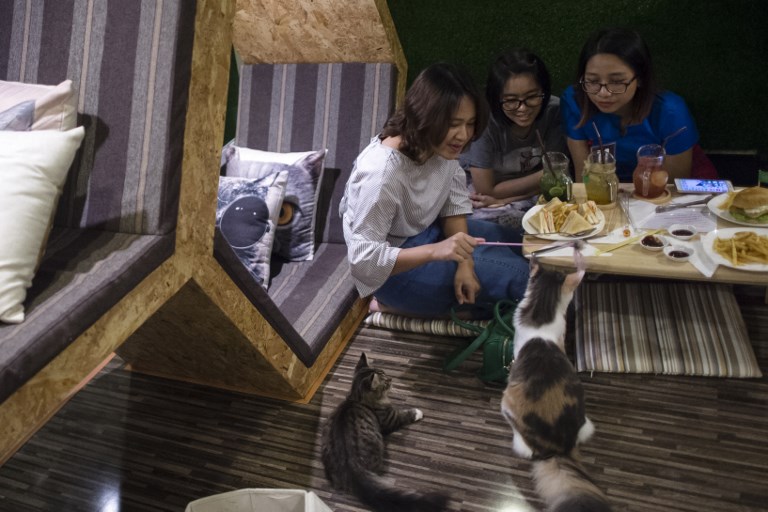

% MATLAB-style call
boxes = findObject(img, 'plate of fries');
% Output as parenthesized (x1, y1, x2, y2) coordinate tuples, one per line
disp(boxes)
(522, 198, 605, 240)
(701, 227, 768, 271)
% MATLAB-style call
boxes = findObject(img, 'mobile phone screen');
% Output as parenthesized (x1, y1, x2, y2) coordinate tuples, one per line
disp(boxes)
(675, 179, 732, 194)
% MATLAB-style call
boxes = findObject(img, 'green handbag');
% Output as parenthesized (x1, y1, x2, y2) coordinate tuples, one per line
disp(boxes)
(443, 299, 517, 384)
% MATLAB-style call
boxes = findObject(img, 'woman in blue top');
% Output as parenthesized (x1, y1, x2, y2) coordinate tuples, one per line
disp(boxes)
(562, 27, 700, 182)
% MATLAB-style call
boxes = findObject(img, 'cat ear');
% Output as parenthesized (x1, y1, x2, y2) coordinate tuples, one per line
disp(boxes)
(356, 352, 370, 371)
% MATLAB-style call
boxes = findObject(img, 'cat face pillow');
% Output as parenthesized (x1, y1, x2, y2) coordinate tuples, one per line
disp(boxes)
(216, 171, 288, 288)
(224, 148, 325, 261)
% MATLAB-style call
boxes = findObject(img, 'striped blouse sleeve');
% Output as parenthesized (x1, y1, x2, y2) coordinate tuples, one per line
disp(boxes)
(343, 163, 402, 297)
(440, 164, 473, 218)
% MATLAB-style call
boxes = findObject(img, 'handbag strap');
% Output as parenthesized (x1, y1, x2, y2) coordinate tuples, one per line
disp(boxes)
(449, 307, 486, 335)
(443, 299, 518, 373)
(493, 299, 517, 337)
(443, 326, 490, 372)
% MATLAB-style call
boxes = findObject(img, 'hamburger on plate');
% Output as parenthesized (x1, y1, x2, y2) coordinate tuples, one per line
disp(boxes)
(728, 186, 768, 223)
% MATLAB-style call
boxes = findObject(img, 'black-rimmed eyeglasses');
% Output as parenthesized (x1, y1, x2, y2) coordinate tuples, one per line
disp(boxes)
(500, 94, 545, 112)
(580, 76, 637, 95)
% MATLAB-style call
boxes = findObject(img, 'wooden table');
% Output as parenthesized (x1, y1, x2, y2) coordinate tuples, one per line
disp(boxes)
(528, 184, 765, 376)
(524, 184, 768, 286)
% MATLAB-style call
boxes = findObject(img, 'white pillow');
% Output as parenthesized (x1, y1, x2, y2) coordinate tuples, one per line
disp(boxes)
(0, 127, 85, 323)
(236, 146, 326, 166)
(0, 79, 78, 131)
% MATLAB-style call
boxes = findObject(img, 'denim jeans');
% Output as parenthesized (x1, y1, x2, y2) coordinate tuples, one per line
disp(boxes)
(374, 219, 530, 318)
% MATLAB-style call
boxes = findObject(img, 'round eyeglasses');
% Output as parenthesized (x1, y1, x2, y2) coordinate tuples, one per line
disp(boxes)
(500, 94, 545, 112)
(580, 76, 637, 95)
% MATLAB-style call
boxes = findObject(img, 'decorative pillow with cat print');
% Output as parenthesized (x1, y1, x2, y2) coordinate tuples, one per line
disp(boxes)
(216, 171, 288, 289)
(222, 143, 326, 262)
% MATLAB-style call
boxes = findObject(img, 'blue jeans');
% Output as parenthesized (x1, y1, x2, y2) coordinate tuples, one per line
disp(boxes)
(374, 219, 530, 318)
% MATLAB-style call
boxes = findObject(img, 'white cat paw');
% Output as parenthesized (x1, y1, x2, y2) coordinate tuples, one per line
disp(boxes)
(578, 417, 595, 444)
(413, 409, 424, 422)
(512, 432, 533, 459)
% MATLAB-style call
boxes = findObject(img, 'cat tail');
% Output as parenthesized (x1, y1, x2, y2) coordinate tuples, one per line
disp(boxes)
(351, 467, 449, 512)
(532, 455, 612, 512)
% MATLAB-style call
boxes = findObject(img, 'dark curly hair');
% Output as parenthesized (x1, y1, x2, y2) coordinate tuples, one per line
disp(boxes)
(380, 62, 488, 165)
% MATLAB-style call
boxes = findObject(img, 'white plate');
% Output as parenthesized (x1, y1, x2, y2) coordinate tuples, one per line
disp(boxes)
(522, 204, 605, 241)
(706, 193, 768, 227)
(701, 227, 768, 272)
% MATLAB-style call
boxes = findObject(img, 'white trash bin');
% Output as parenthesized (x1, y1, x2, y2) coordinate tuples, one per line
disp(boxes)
(185, 488, 333, 512)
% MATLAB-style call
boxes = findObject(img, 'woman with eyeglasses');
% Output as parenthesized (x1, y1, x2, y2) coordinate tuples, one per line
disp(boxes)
(562, 27, 704, 182)
(462, 48, 567, 209)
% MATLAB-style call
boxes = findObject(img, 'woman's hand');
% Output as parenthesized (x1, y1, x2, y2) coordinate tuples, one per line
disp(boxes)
(431, 232, 483, 263)
(470, 192, 503, 209)
(454, 263, 481, 305)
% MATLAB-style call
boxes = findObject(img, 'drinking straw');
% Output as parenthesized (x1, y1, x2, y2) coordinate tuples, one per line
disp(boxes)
(592, 122, 605, 163)
(536, 129, 555, 177)
(662, 126, 688, 151)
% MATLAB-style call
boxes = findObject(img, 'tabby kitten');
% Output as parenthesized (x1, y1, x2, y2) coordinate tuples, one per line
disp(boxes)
(321, 353, 448, 512)
(501, 246, 612, 511)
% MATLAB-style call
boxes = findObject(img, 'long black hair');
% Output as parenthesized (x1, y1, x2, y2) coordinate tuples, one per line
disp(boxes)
(574, 27, 657, 128)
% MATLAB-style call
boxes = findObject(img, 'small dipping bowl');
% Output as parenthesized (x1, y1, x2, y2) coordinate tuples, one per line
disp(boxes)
(668, 224, 697, 241)
(664, 245, 693, 262)
(640, 234, 668, 252)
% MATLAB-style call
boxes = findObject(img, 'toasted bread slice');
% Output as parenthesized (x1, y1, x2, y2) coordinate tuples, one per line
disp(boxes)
(578, 200, 600, 224)
(542, 197, 564, 212)
(530, 209, 554, 233)
(560, 210, 593, 234)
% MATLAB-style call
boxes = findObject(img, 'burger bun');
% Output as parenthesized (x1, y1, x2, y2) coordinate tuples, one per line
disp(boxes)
(729, 186, 768, 222)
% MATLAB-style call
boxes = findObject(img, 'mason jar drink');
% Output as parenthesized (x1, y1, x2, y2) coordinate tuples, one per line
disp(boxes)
(539, 151, 572, 202)
(632, 144, 668, 199)
(583, 150, 618, 206)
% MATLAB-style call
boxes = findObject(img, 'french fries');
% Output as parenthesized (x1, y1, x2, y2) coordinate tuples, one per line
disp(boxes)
(717, 191, 737, 210)
(713, 231, 768, 265)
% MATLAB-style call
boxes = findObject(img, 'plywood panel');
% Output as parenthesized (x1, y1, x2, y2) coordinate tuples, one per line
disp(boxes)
(234, 0, 391, 63)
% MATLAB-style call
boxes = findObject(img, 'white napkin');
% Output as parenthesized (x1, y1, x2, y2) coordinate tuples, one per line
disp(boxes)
(589, 226, 644, 244)
(666, 238, 718, 277)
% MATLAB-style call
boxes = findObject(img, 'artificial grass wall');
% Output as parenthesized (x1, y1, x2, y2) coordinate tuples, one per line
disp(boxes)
(386, 0, 768, 152)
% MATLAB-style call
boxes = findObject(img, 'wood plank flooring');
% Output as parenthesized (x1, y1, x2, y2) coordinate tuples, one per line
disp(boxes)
(0, 285, 766, 511)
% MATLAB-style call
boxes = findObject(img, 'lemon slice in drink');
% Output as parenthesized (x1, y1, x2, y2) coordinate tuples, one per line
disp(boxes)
(549, 186, 564, 198)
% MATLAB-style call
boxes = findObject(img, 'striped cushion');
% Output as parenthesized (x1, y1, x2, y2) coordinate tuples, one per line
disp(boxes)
(214, 234, 358, 366)
(363, 312, 490, 338)
(574, 282, 762, 378)
(236, 63, 397, 244)
(0, 228, 174, 403)
(0, 1, 194, 235)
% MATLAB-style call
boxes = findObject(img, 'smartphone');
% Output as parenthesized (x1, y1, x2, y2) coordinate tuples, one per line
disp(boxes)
(674, 178, 733, 194)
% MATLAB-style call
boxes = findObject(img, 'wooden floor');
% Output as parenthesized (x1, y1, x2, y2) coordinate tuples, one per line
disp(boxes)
(0, 286, 766, 512)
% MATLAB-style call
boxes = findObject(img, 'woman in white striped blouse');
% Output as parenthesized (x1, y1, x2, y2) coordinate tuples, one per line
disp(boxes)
(340, 63, 530, 318)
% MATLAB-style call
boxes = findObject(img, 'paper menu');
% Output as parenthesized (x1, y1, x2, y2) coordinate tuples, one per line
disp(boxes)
(628, 196, 717, 232)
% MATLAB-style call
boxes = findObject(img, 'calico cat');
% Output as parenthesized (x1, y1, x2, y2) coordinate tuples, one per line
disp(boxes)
(321, 353, 449, 512)
(501, 246, 612, 512)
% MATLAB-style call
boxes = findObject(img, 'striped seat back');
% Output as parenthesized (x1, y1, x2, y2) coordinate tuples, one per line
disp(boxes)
(0, 1, 195, 235)
(235, 63, 398, 244)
